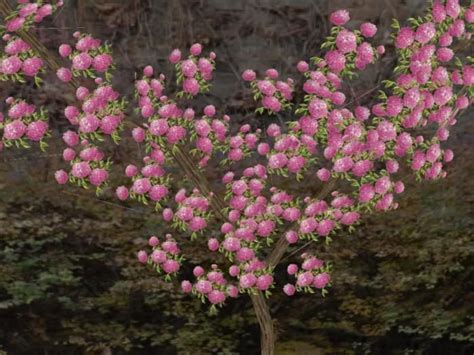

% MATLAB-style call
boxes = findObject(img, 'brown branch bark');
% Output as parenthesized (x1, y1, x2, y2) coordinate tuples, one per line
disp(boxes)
(250, 292, 275, 355)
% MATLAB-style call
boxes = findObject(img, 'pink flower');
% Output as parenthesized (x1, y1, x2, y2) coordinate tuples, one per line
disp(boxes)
(59, 44, 72, 58)
(329, 9, 350, 26)
(71, 162, 91, 178)
(436, 48, 454, 62)
(116, 186, 129, 200)
(262, 96, 281, 112)
(62, 130, 79, 147)
(308, 98, 328, 118)
(239, 273, 257, 288)
(336, 30, 357, 53)
(181, 280, 192, 293)
(183, 78, 199, 95)
(360, 22, 377, 38)
(415, 22, 436, 44)
(55, 170, 68, 185)
(137, 250, 148, 263)
(432, 1, 446, 23)
(181, 59, 198, 77)
(359, 184, 375, 202)
(6, 17, 25, 32)
(241, 69, 256, 81)
(169, 49, 181, 64)
(3, 120, 26, 140)
(208, 290, 226, 304)
(89, 168, 109, 186)
(297, 61, 309, 72)
(313, 273, 331, 289)
(22, 57, 43, 76)
(296, 271, 314, 287)
(79, 114, 100, 133)
(56, 67, 72, 82)
(132, 178, 152, 194)
(190, 43, 202, 56)
(92, 54, 113, 72)
(333, 157, 353, 173)
(283, 283, 296, 296)
(1, 56, 22, 74)
(395, 27, 415, 49)
(72, 53, 93, 70)
(26, 121, 48, 141)
(325, 50, 346, 73)
(256, 275, 273, 290)
(268, 153, 288, 169)
(317, 219, 334, 236)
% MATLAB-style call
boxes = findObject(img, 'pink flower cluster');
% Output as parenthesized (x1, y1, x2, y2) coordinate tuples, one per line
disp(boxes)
(3, 0, 62, 33)
(232, 258, 274, 294)
(0, 98, 49, 151)
(181, 264, 238, 310)
(116, 147, 170, 208)
(55, 131, 110, 191)
(57, 33, 114, 82)
(192, 105, 231, 167)
(220, 122, 261, 165)
(283, 253, 331, 296)
(242, 68, 294, 113)
(63, 83, 126, 143)
(0, 35, 44, 82)
(137, 234, 182, 280)
(259, 123, 314, 178)
(170, 43, 216, 97)
(163, 188, 211, 236)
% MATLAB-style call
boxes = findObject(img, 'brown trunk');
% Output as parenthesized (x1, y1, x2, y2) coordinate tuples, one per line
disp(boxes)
(250, 292, 275, 355)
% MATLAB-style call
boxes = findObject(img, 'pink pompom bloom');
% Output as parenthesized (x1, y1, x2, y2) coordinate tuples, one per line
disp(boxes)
(296, 61, 309, 72)
(239, 273, 257, 288)
(26, 121, 48, 141)
(181, 59, 198, 77)
(242, 69, 256, 81)
(56, 67, 72, 82)
(6, 17, 25, 32)
(92, 54, 113, 72)
(436, 48, 454, 62)
(22, 57, 43, 76)
(329, 9, 350, 26)
(55, 170, 69, 185)
(137, 250, 148, 263)
(415, 22, 436, 44)
(71, 162, 92, 178)
(325, 50, 346, 73)
(313, 273, 331, 289)
(132, 178, 152, 194)
(262, 96, 281, 112)
(79, 114, 100, 133)
(336, 30, 357, 53)
(395, 27, 415, 49)
(190, 43, 202, 56)
(169, 49, 181, 63)
(72, 53, 93, 70)
(183, 77, 200, 95)
(3, 120, 26, 140)
(59, 44, 72, 58)
(360, 22, 377, 37)
(89, 168, 109, 186)
(116, 186, 129, 200)
(283, 283, 296, 296)
(1, 56, 22, 74)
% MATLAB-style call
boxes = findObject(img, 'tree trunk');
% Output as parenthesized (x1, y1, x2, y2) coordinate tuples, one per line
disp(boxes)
(250, 292, 275, 355)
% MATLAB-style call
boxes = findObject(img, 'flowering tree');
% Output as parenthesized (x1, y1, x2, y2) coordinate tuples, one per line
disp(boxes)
(0, 0, 473, 353)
